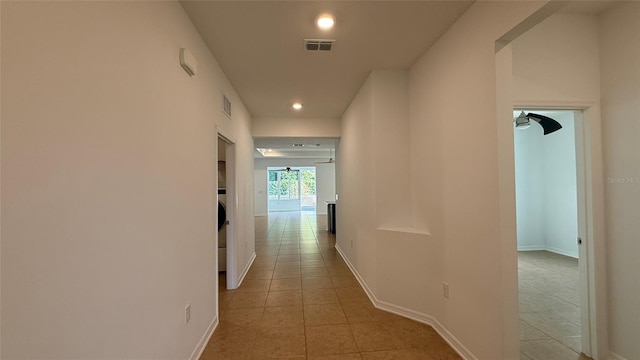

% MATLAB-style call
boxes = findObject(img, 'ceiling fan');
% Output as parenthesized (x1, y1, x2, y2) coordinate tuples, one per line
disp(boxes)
(514, 111, 563, 135)
(274, 166, 299, 172)
(315, 149, 335, 164)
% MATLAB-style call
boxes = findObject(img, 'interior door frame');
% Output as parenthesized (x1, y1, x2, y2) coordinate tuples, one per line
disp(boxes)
(497, 39, 607, 359)
(512, 101, 604, 358)
(513, 105, 592, 355)
(217, 128, 237, 290)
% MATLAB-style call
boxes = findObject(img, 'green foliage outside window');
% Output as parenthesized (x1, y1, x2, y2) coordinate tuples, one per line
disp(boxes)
(279, 171, 299, 199)
(268, 168, 316, 200)
(301, 169, 316, 195)
(268, 169, 299, 200)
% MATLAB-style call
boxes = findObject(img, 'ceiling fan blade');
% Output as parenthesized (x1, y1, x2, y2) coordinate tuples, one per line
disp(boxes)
(527, 113, 563, 135)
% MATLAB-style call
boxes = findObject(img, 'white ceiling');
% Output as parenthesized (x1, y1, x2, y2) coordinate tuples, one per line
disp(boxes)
(180, 0, 474, 119)
(181, 1, 473, 159)
(182, 0, 613, 159)
(558, 1, 618, 15)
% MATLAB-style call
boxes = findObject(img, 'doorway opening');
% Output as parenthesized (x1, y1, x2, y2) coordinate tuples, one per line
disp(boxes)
(267, 167, 317, 212)
(514, 109, 591, 357)
(217, 138, 228, 291)
(217, 131, 237, 293)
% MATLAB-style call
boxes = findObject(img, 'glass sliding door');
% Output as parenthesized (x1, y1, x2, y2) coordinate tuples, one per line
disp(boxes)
(300, 168, 316, 211)
(267, 168, 301, 212)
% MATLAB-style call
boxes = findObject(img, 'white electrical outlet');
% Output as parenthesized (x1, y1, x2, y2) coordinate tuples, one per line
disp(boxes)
(443, 282, 449, 299)
(185, 304, 191, 324)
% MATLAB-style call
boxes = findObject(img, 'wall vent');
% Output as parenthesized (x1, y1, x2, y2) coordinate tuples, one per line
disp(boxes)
(304, 39, 335, 51)
(222, 93, 231, 118)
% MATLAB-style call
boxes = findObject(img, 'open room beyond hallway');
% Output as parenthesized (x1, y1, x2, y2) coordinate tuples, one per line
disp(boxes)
(200, 212, 461, 359)
(518, 251, 590, 360)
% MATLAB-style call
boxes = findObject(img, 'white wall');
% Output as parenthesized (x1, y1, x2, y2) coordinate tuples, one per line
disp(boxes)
(510, 12, 611, 358)
(336, 3, 548, 355)
(600, 3, 640, 360)
(338, 70, 419, 303)
(542, 112, 578, 257)
(511, 14, 601, 105)
(1, 2, 254, 359)
(371, 71, 412, 229)
(315, 162, 337, 214)
(252, 117, 341, 138)
(254, 158, 336, 215)
(406, 4, 545, 358)
(337, 72, 379, 295)
(514, 116, 545, 250)
(515, 111, 579, 258)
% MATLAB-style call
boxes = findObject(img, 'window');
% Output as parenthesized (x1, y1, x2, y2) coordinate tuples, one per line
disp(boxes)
(268, 170, 300, 200)
(300, 169, 316, 196)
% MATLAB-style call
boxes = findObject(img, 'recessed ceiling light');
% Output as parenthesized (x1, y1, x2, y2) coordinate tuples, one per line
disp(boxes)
(316, 14, 335, 30)
(292, 102, 303, 110)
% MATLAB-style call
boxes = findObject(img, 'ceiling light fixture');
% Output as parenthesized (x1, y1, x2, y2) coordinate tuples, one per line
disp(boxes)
(316, 14, 335, 30)
(292, 102, 303, 110)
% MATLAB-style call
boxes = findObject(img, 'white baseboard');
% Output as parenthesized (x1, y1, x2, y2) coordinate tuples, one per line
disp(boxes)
(236, 252, 256, 287)
(517, 245, 578, 259)
(334, 245, 376, 304)
(188, 316, 218, 360)
(517, 245, 546, 251)
(545, 246, 578, 259)
(375, 298, 478, 360)
(334, 245, 477, 360)
(609, 352, 629, 360)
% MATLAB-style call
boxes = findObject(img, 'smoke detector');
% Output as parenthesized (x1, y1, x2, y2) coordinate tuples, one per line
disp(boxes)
(304, 39, 335, 51)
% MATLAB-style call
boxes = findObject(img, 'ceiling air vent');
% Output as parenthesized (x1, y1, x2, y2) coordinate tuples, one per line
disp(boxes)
(304, 39, 335, 51)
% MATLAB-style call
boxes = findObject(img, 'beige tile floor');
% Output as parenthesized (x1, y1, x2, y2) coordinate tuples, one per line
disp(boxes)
(200, 211, 461, 360)
(518, 251, 592, 360)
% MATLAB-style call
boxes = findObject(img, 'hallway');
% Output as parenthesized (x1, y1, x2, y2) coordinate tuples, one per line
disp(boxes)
(199, 212, 461, 359)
